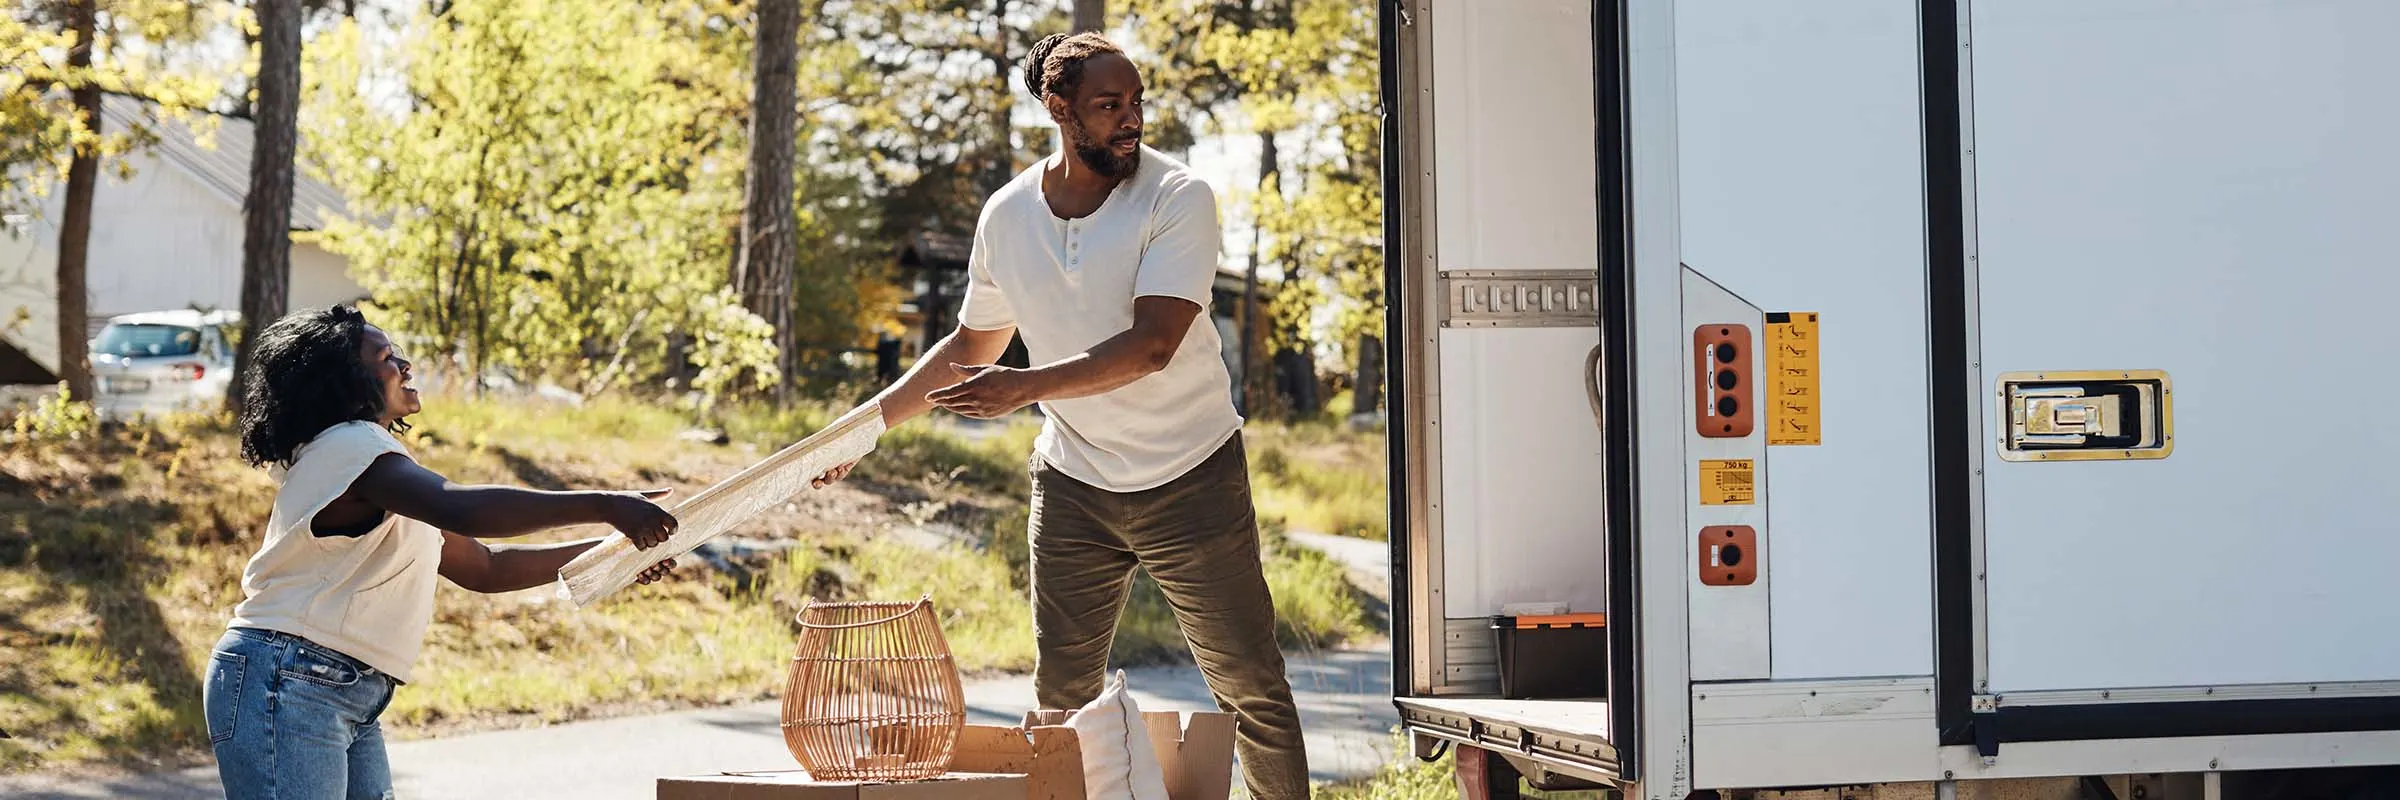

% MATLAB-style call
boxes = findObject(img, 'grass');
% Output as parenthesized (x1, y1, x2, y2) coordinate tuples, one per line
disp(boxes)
(1248, 423, 1388, 540)
(1308, 734, 1608, 799)
(717, 401, 1041, 494)
(842, 538, 1037, 673)
(1, 411, 276, 773)
(721, 398, 1390, 542)
(0, 390, 1387, 775)
(384, 535, 1041, 732)
(411, 393, 697, 453)
(1262, 526, 1374, 648)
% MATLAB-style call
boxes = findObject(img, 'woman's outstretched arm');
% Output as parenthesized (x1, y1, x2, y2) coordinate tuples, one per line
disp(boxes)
(350, 452, 677, 545)
(437, 532, 677, 594)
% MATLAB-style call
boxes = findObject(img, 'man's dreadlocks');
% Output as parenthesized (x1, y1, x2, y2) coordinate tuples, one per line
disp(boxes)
(1023, 31, 1123, 102)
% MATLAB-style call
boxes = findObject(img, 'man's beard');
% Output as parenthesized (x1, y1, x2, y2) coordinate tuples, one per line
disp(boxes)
(1070, 126, 1141, 180)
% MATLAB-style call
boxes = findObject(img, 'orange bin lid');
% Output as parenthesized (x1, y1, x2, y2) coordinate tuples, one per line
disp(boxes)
(1513, 612, 1606, 629)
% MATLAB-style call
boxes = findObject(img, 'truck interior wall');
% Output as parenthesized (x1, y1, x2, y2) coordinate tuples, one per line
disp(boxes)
(1673, 0, 1934, 679)
(1428, 0, 1608, 620)
(1969, 0, 2400, 693)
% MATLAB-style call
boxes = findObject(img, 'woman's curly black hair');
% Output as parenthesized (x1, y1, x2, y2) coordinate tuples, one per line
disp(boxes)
(237, 305, 408, 468)
(1022, 31, 1123, 103)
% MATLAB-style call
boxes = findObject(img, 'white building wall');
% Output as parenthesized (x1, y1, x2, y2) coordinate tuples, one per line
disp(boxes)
(0, 153, 366, 376)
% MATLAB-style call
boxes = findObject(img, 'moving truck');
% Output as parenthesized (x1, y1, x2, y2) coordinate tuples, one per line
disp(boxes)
(1377, 1, 2400, 797)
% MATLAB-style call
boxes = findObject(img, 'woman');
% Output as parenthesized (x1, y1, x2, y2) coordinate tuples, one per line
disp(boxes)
(205, 305, 681, 799)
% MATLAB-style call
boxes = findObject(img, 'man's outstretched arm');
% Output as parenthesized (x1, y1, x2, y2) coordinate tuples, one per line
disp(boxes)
(815, 324, 1016, 488)
(926, 295, 1200, 419)
(870, 324, 1019, 428)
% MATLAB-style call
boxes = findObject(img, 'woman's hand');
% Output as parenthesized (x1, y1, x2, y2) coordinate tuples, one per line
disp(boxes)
(442, 533, 681, 594)
(634, 558, 677, 585)
(598, 488, 678, 548)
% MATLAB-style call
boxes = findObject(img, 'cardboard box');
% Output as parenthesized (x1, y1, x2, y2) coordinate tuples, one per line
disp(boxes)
(950, 711, 1236, 800)
(951, 723, 1085, 800)
(656, 771, 1025, 800)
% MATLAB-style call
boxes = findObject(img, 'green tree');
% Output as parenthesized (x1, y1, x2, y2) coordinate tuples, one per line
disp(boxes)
(1235, 0, 1381, 414)
(771, 0, 1071, 377)
(1122, 0, 1380, 417)
(303, 0, 779, 400)
(1123, 0, 1315, 413)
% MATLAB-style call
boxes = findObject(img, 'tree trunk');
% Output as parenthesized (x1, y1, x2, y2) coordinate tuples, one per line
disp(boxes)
(55, 0, 100, 402)
(1073, 0, 1104, 32)
(741, 0, 800, 393)
(1354, 333, 1382, 416)
(919, 270, 946, 356)
(1275, 347, 1317, 416)
(983, 0, 1013, 195)
(1240, 130, 1276, 416)
(230, 0, 303, 416)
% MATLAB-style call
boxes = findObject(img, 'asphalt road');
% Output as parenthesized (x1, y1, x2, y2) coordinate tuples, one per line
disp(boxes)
(1, 643, 1396, 800)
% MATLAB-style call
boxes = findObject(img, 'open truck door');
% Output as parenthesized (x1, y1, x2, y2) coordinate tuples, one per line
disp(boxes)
(1382, 0, 1638, 791)
(1384, 1, 2400, 798)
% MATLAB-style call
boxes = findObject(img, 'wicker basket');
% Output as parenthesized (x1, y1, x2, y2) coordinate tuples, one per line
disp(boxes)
(779, 596, 967, 781)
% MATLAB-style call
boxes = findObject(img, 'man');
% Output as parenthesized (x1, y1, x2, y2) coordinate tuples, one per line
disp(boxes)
(816, 31, 1309, 800)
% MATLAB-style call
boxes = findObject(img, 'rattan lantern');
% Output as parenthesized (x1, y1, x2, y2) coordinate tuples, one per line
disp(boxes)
(780, 596, 966, 781)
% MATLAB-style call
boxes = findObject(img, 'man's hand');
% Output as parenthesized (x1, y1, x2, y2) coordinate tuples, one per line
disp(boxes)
(598, 488, 678, 548)
(812, 460, 857, 489)
(927, 363, 1037, 420)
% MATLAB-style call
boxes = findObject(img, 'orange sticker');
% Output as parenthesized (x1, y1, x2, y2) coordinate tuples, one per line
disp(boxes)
(1767, 312, 1822, 446)
(1699, 459, 1755, 505)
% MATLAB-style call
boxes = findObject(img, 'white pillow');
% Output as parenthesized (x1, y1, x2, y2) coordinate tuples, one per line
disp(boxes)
(1064, 670, 1170, 800)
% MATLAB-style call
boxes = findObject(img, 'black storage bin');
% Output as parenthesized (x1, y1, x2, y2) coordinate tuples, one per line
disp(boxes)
(1489, 614, 1608, 700)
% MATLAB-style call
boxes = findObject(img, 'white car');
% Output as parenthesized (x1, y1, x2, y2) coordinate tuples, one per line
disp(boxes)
(88, 309, 241, 420)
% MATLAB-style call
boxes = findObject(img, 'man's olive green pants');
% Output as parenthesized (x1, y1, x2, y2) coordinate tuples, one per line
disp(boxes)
(1028, 433, 1310, 799)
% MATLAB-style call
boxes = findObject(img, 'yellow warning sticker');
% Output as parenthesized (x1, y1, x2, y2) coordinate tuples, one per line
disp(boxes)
(1767, 312, 1822, 446)
(1700, 459, 1756, 505)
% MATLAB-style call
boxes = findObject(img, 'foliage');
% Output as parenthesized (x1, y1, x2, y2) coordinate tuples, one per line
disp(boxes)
(296, 0, 1100, 396)
(302, 0, 780, 399)
(0, 15, 88, 219)
(1121, 0, 1385, 396)
(769, 0, 1081, 383)
(1220, 0, 1382, 362)
(6, 382, 98, 441)
(0, 2, 221, 218)
(799, 0, 1063, 229)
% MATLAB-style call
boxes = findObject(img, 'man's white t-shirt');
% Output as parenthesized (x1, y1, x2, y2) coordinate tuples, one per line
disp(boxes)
(956, 145, 1243, 493)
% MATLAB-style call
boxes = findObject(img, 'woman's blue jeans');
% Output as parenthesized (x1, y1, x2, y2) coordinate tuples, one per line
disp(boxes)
(205, 627, 398, 799)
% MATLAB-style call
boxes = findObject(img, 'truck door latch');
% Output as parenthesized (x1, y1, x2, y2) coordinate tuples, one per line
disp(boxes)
(1997, 370, 2173, 462)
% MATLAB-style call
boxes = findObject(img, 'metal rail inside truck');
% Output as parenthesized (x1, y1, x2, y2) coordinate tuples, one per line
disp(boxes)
(1376, 1, 2400, 798)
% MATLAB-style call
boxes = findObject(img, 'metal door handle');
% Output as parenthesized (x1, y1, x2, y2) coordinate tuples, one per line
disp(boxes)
(1584, 341, 1606, 434)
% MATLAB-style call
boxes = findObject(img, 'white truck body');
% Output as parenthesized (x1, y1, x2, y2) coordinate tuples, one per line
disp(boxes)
(1381, 0, 2400, 796)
